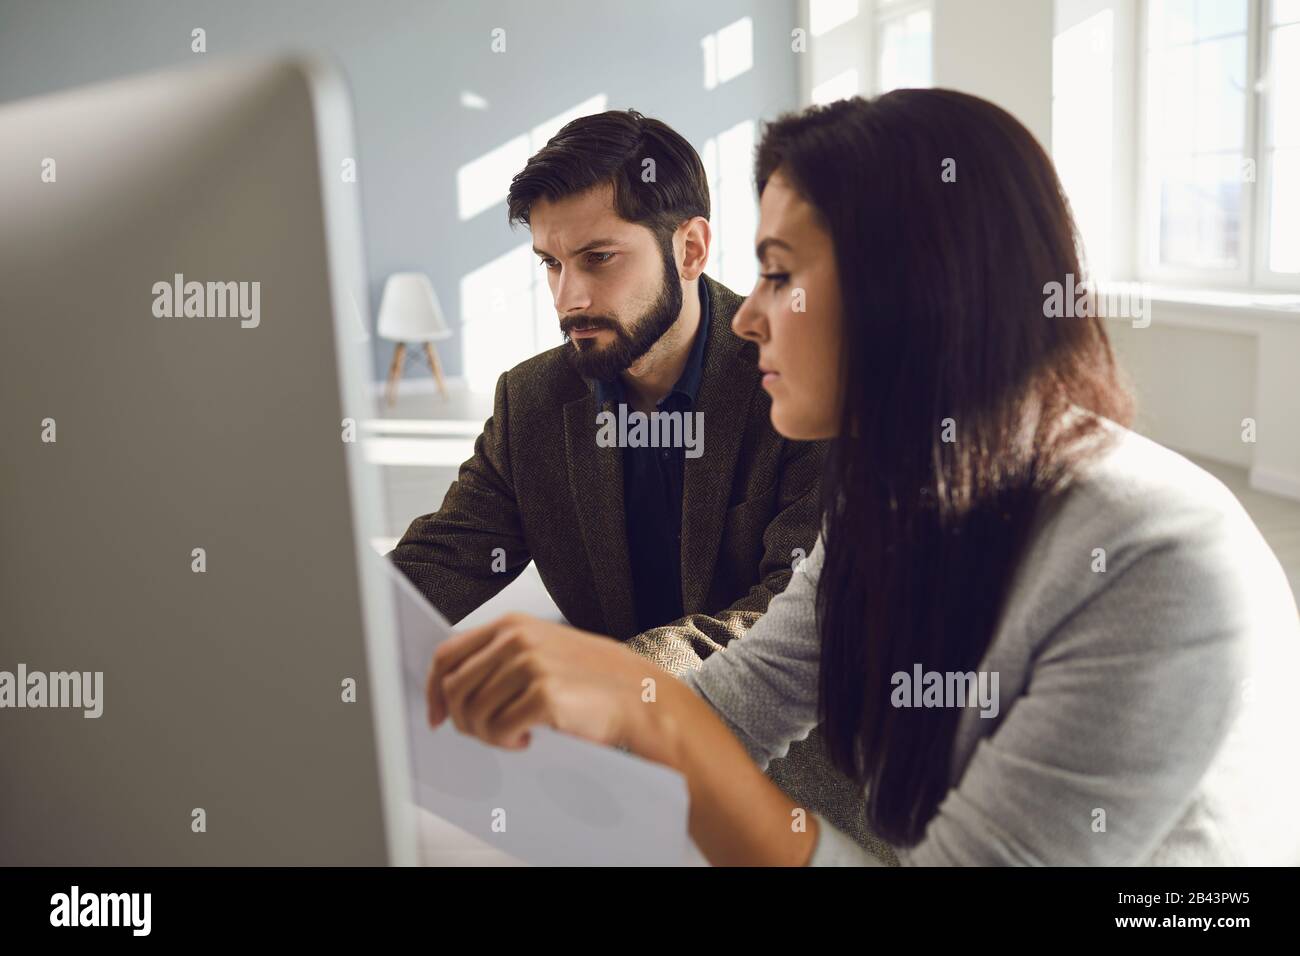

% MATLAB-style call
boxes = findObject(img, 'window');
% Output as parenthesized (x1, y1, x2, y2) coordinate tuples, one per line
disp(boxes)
(1141, 0, 1300, 289)
(811, 0, 861, 38)
(455, 95, 609, 390)
(877, 0, 932, 93)
(1054, 10, 1116, 278)
(801, 1, 929, 105)
(1262, 0, 1300, 275)
(701, 120, 759, 295)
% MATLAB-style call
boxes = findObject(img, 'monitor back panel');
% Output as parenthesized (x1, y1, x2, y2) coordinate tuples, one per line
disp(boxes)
(0, 58, 401, 865)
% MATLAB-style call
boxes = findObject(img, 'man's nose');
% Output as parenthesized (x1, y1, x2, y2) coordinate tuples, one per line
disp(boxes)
(554, 268, 593, 314)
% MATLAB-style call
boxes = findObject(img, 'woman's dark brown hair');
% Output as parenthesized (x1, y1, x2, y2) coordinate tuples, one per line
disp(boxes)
(754, 90, 1133, 846)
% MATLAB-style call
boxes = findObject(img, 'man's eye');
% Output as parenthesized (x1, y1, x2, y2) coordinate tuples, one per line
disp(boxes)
(760, 272, 789, 289)
(539, 258, 559, 271)
(587, 252, 614, 265)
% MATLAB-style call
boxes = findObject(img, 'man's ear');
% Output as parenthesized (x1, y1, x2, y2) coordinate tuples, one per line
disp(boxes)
(677, 216, 711, 281)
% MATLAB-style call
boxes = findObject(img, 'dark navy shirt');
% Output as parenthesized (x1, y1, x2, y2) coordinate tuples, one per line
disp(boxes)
(595, 280, 711, 634)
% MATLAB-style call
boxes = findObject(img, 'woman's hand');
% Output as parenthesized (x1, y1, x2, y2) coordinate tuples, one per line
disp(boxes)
(426, 613, 678, 764)
(427, 612, 821, 865)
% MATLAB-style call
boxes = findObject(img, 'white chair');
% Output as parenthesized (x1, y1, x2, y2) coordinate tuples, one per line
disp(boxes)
(376, 272, 452, 404)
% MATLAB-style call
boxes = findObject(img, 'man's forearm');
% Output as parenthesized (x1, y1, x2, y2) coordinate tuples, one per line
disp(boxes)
(388, 528, 528, 625)
(624, 572, 792, 674)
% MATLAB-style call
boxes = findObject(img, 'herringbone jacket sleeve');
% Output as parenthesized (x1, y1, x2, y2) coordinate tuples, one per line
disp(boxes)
(624, 436, 823, 674)
(387, 370, 529, 625)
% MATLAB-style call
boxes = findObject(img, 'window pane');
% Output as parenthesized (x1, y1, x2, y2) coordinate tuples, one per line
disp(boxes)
(1053, 10, 1115, 277)
(1194, 35, 1248, 151)
(1271, 22, 1300, 149)
(702, 121, 758, 295)
(1158, 153, 1243, 269)
(879, 19, 904, 92)
(902, 11, 933, 86)
(1150, 0, 1198, 47)
(879, 9, 931, 92)
(1270, 148, 1300, 272)
(1147, 40, 1245, 158)
(1145, 1, 1249, 273)
(1150, 44, 1196, 155)
(1195, 0, 1247, 39)
(1275, 0, 1300, 26)
(810, 0, 860, 37)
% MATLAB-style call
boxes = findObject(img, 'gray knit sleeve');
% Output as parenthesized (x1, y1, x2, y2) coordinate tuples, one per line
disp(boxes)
(680, 533, 886, 866)
(678, 456, 1295, 866)
(893, 526, 1258, 866)
(679, 534, 825, 770)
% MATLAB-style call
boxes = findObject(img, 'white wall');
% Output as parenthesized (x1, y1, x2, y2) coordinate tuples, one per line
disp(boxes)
(931, 0, 1055, 146)
(798, 0, 1055, 147)
(0, 0, 801, 384)
(796, 0, 874, 105)
(1106, 315, 1257, 467)
(1107, 303, 1300, 499)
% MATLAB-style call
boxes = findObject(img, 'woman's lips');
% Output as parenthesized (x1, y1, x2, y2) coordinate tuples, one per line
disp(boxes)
(760, 368, 780, 387)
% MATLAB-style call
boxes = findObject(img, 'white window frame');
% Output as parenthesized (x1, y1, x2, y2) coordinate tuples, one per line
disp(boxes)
(1252, 0, 1300, 289)
(1137, 0, 1300, 293)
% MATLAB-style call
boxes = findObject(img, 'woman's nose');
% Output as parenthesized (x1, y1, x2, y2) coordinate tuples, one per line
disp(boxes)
(732, 287, 767, 344)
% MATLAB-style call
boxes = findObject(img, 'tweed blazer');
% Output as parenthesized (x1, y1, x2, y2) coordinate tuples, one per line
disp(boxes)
(388, 275, 891, 858)
(389, 274, 824, 656)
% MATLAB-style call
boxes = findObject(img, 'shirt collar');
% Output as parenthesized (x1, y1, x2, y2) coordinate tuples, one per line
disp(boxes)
(595, 278, 711, 408)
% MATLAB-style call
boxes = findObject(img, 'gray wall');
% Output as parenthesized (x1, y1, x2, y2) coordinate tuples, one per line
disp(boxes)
(0, 0, 800, 382)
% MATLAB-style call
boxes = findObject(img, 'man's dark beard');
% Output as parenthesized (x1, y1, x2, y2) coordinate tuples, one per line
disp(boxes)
(560, 242, 683, 382)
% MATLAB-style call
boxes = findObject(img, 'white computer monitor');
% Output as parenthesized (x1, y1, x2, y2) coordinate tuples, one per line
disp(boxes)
(0, 54, 700, 867)
(0, 55, 416, 865)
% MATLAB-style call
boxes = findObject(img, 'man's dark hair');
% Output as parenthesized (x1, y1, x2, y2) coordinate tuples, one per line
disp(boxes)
(506, 109, 710, 244)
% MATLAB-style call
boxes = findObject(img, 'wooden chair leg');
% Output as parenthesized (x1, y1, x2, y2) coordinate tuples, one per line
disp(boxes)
(424, 342, 448, 399)
(385, 343, 406, 407)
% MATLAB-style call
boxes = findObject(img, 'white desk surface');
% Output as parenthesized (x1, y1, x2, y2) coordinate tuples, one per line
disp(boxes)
(414, 806, 709, 866)
(416, 806, 528, 866)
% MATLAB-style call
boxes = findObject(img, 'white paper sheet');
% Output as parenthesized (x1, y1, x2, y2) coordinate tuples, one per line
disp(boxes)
(380, 555, 703, 866)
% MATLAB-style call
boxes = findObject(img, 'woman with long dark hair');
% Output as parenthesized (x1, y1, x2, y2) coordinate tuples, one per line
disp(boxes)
(426, 91, 1300, 865)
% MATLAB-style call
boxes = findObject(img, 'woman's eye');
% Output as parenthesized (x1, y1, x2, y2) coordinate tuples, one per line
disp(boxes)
(760, 272, 789, 289)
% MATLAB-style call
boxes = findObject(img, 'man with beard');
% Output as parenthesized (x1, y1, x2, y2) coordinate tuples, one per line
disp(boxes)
(390, 107, 827, 667)
(388, 111, 883, 858)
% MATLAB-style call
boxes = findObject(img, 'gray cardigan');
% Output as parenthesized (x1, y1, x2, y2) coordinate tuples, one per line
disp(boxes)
(682, 424, 1300, 865)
